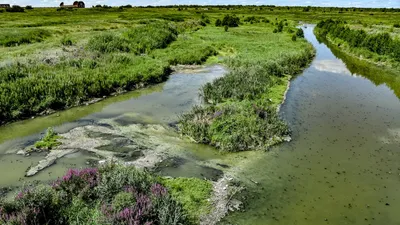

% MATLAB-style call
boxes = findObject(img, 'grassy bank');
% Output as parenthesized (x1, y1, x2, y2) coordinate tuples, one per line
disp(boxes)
(0, 165, 212, 225)
(0, 19, 214, 125)
(178, 18, 315, 152)
(315, 19, 400, 71)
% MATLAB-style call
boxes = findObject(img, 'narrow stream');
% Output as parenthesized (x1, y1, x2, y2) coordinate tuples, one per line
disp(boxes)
(222, 25, 400, 224)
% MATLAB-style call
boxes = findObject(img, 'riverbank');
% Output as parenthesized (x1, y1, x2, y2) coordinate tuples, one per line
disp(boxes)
(314, 19, 400, 72)
(0, 20, 216, 125)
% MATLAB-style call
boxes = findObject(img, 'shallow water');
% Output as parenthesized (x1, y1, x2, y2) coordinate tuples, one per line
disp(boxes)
(222, 25, 400, 224)
(0, 65, 225, 188)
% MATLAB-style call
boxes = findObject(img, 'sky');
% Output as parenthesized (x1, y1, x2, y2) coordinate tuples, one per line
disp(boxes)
(6, 0, 400, 8)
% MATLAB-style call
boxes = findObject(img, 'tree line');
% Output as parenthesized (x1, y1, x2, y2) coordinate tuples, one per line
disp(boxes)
(317, 19, 400, 62)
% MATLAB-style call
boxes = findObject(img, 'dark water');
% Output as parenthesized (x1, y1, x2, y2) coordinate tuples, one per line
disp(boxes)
(222, 25, 400, 225)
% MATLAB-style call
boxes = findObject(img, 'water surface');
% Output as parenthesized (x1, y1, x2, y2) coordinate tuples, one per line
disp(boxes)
(222, 25, 400, 225)
(0, 65, 225, 188)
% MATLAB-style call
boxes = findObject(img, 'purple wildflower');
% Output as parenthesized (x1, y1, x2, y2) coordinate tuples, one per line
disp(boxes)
(150, 183, 167, 197)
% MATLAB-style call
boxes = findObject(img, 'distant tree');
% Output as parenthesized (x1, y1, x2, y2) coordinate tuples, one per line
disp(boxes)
(6, 5, 24, 12)
(25, 5, 33, 9)
(221, 14, 240, 27)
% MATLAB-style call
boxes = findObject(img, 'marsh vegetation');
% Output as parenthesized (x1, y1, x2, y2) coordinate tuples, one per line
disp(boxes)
(1, 5, 400, 225)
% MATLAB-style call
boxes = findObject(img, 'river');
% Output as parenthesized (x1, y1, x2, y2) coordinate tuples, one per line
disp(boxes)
(222, 25, 400, 224)
(1, 25, 400, 225)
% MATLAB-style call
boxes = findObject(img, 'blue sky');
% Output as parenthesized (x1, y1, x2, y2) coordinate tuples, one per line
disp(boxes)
(8, 0, 400, 8)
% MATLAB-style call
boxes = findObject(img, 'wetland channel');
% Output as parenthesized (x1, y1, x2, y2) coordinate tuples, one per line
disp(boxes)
(0, 25, 400, 225)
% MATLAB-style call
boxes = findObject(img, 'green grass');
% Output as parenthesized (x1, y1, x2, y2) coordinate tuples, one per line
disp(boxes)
(162, 177, 213, 222)
(0, 28, 52, 47)
(34, 127, 61, 150)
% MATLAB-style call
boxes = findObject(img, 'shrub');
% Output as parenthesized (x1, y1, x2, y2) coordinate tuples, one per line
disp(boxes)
(0, 166, 194, 225)
(6, 5, 25, 12)
(296, 28, 304, 38)
(0, 185, 66, 225)
(394, 24, 400, 28)
(221, 14, 240, 27)
(25, 5, 33, 10)
(112, 192, 136, 211)
(224, 25, 228, 32)
(215, 18, 222, 26)
(292, 34, 297, 41)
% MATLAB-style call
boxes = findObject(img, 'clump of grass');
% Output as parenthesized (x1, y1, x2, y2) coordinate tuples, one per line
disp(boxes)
(34, 127, 61, 150)
(61, 36, 73, 46)
(125, 22, 178, 54)
(0, 28, 51, 47)
(87, 33, 130, 53)
(87, 22, 177, 54)
(162, 177, 213, 222)
(179, 101, 289, 152)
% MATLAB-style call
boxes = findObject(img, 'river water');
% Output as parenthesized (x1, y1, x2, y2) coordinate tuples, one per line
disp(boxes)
(0, 65, 226, 188)
(0, 25, 400, 225)
(222, 25, 400, 224)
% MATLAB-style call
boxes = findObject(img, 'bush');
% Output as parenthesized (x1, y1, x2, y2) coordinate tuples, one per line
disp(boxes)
(0, 166, 194, 225)
(0, 185, 66, 225)
(292, 34, 297, 41)
(224, 25, 228, 32)
(112, 192, 136, 211)
(394, 24, 400, 28)
(6, 5, 25, 12)
(221, 14, 240, 27)
(215, 18, 222, 26)
(296, 28, 304, 38)
(25, 5, 33, 10)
